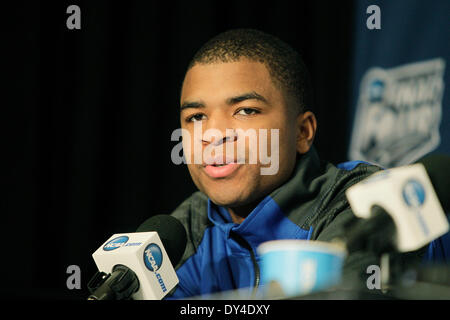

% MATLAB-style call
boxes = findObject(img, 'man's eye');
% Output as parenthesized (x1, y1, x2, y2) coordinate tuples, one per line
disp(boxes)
(236, 108, 260, 116)
(187, 114, 206, 122)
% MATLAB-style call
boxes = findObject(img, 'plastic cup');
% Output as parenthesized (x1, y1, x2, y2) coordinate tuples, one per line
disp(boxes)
(257, 239, 347, 298)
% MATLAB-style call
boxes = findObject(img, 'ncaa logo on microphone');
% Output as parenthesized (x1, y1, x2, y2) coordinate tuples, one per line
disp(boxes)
(402, 179, 429, 236)
(143, 243, 167, 292)
(103, 236, 129, 251)
(143, 243, 163, 272)
(402, 179, 426, 208)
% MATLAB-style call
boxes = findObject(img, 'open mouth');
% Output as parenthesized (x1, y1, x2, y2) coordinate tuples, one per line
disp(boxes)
(202, 155, 243, 178)
(203, 162, 240, 178)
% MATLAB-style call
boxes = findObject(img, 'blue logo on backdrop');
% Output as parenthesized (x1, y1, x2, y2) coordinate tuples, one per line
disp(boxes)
(143, 243, 163, 272)
(402, 179, 426, 208)
(368, 79, 385, 103)
(103, 236, 129, 251)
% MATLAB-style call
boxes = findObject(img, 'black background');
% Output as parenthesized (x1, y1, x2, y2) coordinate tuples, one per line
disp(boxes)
(4, 0, 358, 299)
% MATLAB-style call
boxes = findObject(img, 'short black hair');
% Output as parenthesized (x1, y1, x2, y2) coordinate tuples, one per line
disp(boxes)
(186, 28, 314, 114)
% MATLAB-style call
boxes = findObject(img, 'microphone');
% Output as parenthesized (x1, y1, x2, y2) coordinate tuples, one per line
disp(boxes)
(344, 205, 397, 255)
(344, 154, 449, 254)
(87, 215, 187, 300)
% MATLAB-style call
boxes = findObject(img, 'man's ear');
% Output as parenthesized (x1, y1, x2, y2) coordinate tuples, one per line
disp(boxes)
(296, 111, 317, 154)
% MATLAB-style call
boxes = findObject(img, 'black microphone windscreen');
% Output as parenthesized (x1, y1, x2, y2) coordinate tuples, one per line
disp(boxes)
(345, 205, 397, 254)
(416, 153, 450, 212)
(136, 215, 187, 267)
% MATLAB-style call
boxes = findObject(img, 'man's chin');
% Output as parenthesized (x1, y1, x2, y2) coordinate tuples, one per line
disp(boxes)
(207, 188, 266, 210)
(206, 192, 250, 208)
(208, 195, 242, 208)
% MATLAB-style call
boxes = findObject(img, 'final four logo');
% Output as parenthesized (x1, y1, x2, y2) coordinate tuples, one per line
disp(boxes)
(349, 58, 446, 168)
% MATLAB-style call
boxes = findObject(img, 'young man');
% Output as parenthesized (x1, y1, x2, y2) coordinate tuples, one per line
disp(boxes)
(166, 29, 411, 298)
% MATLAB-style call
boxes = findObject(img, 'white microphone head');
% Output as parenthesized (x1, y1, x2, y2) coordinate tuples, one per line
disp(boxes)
(92, 231, 179, 300)
(346, 163, 449, 252)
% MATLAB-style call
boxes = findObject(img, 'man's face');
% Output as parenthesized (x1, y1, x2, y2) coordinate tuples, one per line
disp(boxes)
(180, 59, 299, 209)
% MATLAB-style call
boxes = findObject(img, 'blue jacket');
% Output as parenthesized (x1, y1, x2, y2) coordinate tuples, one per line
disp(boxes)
(166, 147, 446, 299)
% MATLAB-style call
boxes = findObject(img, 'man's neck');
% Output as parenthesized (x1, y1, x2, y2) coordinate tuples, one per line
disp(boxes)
(227, 202, 259, 224)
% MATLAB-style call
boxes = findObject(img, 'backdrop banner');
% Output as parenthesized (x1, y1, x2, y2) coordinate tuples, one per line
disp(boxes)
(348, 0, 450, 169)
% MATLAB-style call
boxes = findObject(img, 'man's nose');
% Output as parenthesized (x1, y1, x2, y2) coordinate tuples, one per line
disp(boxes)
(202, 130, 238, 146)
(201, 114, 238, 146)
